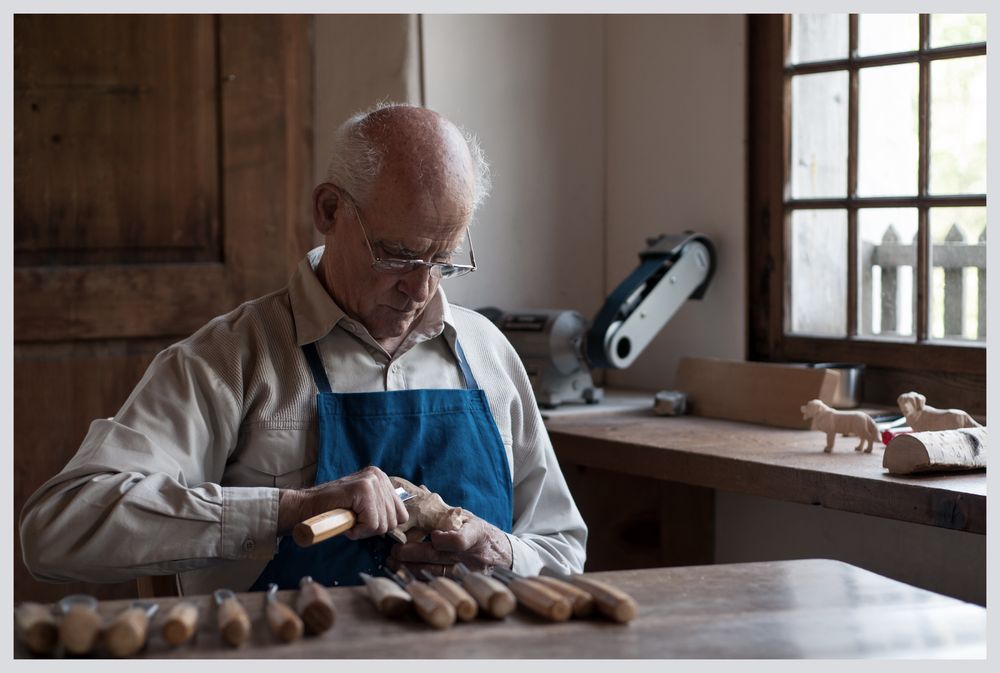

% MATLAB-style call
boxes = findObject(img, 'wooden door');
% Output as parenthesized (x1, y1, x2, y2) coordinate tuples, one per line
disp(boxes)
(14, 14, 314, 603)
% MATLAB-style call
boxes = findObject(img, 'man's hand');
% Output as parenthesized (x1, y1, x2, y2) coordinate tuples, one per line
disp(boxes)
(387, 510, 513, 576)
(278, 466, 408, 540)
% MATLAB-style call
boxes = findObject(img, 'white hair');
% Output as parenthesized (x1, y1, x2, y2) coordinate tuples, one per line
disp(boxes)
(324, 101, 492, 217)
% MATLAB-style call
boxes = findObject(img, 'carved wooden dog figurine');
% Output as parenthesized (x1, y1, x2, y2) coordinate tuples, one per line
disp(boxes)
(897, 391, 981, 432)
(800, 399, 879, 453)
(387, 476, 467, 544)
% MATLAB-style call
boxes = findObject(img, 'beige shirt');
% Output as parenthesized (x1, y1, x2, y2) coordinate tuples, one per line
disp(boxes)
(20, 247, 587, 596)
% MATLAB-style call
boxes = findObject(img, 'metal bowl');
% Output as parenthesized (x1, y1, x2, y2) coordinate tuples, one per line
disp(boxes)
(808, 362, 865, 409)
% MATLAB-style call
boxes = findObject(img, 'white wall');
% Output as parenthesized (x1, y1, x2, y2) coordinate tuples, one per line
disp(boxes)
(605, 15, 747, 391)
(421, 15, 606, 315)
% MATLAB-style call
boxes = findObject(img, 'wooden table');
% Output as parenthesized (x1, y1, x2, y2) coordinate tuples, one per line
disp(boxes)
(14, 560, 986, 658)
(545, 396, 986, 534)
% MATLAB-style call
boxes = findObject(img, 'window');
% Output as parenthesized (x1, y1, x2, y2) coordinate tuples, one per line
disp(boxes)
(748, 14, 986, 410)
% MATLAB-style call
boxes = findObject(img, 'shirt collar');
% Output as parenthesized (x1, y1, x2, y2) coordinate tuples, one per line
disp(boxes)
(288, 246, 457, 349)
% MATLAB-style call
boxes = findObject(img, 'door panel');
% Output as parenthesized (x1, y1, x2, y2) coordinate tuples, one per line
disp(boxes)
(13, 14, 314, 602)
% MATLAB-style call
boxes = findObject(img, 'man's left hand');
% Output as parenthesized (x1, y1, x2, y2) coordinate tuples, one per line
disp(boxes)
(387, 510, 512, 577)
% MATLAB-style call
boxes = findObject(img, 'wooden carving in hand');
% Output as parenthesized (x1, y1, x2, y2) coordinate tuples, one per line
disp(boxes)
(387, 476, 467, 543)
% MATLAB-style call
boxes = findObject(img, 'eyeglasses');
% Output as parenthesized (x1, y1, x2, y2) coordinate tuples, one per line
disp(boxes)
(345, 194, 477, 279)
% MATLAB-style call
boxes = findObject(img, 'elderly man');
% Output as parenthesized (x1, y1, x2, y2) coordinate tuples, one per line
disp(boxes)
(20, 104, 587, 595)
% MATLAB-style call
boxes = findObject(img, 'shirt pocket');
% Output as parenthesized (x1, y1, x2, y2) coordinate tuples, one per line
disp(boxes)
(225, 427, 317, 489)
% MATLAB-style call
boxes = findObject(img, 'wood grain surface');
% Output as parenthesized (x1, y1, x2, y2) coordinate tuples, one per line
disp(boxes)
(546, 405, 986, 534)
(13, 561, 985, 659)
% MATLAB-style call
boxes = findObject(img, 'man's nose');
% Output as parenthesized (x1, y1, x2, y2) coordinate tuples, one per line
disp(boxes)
(397, 266, 434, 302)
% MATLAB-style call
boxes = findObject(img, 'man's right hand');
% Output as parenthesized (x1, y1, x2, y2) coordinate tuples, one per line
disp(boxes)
(277, 466, 409, 540)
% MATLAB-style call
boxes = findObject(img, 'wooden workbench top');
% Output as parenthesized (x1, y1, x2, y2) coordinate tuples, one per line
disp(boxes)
(14, 560, 985, 658)
(545, 396, 985, 533)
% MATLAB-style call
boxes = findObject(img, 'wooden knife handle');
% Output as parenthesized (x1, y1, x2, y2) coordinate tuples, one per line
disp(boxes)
(459, 572, 516, 618)
(14, 602, 58, 655)
(567, 575, 638, 623)
(508, 578, 571, 622)
(59, 604, 103, 655)
(363, 576, 412, 618)
(296, 581, 336, 634)
(266, 599, 304, 643)
(162, 601, 199, 646)
(216, 597, 251, 647)
(405, 582, 456, 630)
(427, 576, 478, 622)
(104, 607, 151, 658)
(293, 508, 356, 547)
(533, 576, 595, 618)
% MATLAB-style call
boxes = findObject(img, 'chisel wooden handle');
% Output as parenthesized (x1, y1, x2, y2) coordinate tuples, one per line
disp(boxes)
(266, 599, 304, 643)
(162, 602, 199, 646)
(360, 575, 412, 618)
(59, 603, 103, 655)
(405, 581, 455, 630)
(533, 576, 595, 618)
(507, 578, 572, 622)
(104, 607, 152, 658)
(459, 571, 516, 618)
(426, 576, 478, 622)
(296, 579, 336, 634)
(567, 575, 638, 623)
(293, 509, 356, 547)
(216, 596, 251, 647)
(14, 602, 58, 655)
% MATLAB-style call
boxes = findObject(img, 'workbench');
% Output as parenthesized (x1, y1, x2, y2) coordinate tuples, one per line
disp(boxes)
(13, 560, 986, 658)
(543, 391, 986, 590)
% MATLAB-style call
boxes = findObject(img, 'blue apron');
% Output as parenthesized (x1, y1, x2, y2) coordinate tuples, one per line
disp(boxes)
(250, 337, 513, 590)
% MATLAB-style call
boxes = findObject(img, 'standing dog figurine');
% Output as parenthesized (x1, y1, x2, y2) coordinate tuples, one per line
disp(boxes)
(897, 391, 981, 432)
(800, 399, 879, 453)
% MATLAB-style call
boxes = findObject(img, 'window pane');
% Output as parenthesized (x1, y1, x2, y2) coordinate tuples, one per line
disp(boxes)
(930, 14, 987, 48)
(930, 56, 986, 195)
(858, 63, 918, 196)
(858, 209, 917, 339)
(791, 72, 848, 198)
(858, 14, 919, 56)
(790, 210, 847, 337)
(930, 207, 986, 341)
(790, 14, 848, 64)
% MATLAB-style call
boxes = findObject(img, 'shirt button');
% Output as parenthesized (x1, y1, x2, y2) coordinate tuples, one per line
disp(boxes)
(242, 537, 256, 553)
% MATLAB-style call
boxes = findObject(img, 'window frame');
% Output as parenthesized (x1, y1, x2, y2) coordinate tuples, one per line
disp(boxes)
(747, 14, 986, 410)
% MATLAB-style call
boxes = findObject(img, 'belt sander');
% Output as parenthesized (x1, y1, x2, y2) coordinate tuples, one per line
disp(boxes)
(479, 232, 715, 408)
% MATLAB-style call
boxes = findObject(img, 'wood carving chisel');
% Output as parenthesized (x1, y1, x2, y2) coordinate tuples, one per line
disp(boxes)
(213, 589, 251, 647)
(359, 572, 412, 618)
(389, 568, 455, 630)
(492, 568, 572, 622)
(453, 562, 516, 619)
(56, 594, 103, 656)
(14, 602, 59, 656)
(531, 575, 595, 618)
(420, 569, 478, 621)
(565, 574, 638, 623)
(265, 583, 304, 643)
(294, 486, 414, 547)
(104, 602, 159, 658)
(296, 575, 336, 635)
(161, 601, 199, 647)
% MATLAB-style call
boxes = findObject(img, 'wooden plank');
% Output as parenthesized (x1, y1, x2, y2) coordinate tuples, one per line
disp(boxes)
(547, 410, 985, 534)
(13, 561, 985, 658)
(675, 356, 838, 429)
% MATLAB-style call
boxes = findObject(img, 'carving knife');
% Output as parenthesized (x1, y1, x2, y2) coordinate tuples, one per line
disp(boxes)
(294, 486, 414, 547)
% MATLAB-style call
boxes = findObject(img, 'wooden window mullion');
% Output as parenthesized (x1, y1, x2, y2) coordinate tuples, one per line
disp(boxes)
(847, 14, 859, 338)
(916, 13, 931, 341)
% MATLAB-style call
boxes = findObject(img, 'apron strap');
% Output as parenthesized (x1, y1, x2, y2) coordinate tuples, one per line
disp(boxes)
(301, 342, 333, 394)
(454, 339, 479, 390)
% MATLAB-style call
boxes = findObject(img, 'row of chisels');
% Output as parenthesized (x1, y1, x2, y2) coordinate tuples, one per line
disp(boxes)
(15, 576, 334, 657)
(16, 568, 637, 656)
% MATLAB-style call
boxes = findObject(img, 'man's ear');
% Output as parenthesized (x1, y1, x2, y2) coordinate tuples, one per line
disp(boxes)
(313, 183, 342, 235)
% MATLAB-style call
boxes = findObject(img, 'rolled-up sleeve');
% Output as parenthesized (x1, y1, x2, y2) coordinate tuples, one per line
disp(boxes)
(19, 335, 280, 584)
